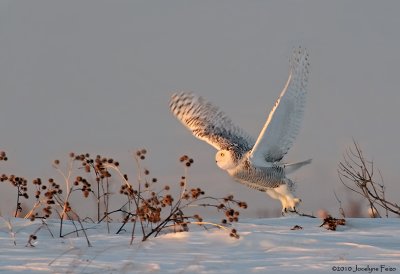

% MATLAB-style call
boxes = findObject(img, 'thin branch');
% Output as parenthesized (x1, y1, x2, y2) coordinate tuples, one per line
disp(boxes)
(338, 140, 400, 218)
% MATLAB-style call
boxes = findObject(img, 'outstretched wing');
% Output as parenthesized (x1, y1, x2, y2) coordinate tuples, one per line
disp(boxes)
(170, 92, 255, 156)
(249, 47, 310, 166)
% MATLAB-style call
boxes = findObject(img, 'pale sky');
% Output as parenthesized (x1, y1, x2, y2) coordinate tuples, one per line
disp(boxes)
(1, 1, 400, 217)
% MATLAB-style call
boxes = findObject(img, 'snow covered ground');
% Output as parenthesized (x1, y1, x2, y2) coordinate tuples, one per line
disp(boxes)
(1, 217, 399, 273)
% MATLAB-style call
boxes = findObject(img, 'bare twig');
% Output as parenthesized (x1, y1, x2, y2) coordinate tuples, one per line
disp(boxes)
(0, 216, 16, 246)
(333, 191, 345, 218)
(338, 140, 400, 217)
(26, 219, 54, 247)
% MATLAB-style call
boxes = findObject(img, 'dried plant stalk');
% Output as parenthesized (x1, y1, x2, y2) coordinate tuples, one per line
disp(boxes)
(338, 140, 400, 217)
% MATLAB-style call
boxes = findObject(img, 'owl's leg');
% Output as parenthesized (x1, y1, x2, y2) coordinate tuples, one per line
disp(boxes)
(265, 188, 282, 200)
(274, 184, 301, 213)
(266, 188, 289, 214)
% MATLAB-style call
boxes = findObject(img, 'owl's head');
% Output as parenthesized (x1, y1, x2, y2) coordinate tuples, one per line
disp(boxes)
(215, 150, 236, 170)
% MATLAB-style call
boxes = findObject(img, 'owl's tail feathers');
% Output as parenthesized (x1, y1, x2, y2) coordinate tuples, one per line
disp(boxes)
(283, 159, 312, 174)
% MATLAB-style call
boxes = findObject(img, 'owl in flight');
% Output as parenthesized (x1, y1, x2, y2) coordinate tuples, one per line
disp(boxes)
(169, 47, 311, 214)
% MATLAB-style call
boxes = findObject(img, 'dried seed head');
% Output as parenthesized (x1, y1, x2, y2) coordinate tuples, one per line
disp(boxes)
(179, 155, 189, 162)
(238, 202, 248, 209)
(230, 228, 240, 239)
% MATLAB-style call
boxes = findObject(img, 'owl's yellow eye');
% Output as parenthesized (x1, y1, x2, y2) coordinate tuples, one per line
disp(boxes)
(220, 153, 225, 157)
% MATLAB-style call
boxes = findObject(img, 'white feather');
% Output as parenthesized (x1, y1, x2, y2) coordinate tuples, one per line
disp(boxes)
(249, 47, 310, 166)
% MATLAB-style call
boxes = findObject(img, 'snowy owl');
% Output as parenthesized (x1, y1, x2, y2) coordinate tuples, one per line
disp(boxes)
(169, 47, 311, 213)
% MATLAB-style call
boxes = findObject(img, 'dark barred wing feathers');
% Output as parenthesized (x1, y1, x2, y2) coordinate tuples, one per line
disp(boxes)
(170, 92, 255, 158)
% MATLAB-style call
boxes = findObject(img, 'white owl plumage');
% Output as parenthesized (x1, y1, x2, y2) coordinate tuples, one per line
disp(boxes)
(169, 47, 311, 213)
